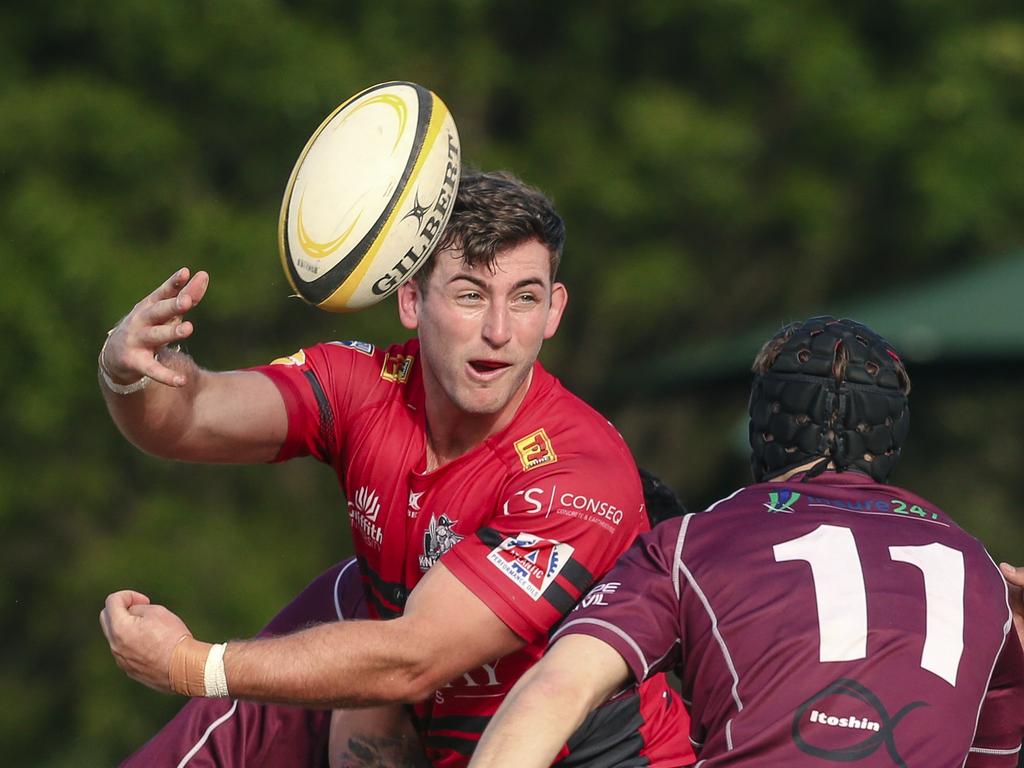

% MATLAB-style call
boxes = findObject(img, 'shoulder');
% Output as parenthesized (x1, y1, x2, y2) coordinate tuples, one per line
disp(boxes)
(511, 366, 635, 466)
(268, 338, 419, 387)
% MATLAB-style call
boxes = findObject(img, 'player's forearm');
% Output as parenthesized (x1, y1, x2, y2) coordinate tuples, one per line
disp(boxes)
(471, 635, 630, 768)
(222, 619, 440, 708)
(469, 662, 593, 768)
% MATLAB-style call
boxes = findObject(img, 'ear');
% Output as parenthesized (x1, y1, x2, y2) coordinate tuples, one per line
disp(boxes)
(543, 282, 568, 340)
(397, 280, 421, 330)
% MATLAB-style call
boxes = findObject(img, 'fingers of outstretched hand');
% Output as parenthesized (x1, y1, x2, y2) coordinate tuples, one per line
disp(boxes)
(1000, 562, 1024, 588)
(146, 267, 192, 305)
(145, 268, 209, 312)
(104, 270, 209, 386)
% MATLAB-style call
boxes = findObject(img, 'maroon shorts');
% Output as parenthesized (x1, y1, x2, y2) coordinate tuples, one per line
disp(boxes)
(121, 558, 365, 768)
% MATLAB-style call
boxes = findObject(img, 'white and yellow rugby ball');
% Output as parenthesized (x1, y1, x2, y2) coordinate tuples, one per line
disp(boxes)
(279, 81, 461, 312)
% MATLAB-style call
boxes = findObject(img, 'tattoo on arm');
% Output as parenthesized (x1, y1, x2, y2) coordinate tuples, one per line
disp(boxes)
(335, 734, 431, 768)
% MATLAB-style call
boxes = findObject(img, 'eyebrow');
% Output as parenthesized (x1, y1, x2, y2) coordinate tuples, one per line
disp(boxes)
(448, 274, 547, 291)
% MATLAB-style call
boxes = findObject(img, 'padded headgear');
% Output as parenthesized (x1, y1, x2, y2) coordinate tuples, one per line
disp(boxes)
(639, 468, 687, 526)
(748, 316, 910, 483)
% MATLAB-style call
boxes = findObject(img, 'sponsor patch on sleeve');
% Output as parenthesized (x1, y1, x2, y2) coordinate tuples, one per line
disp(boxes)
(381, 353, 414, 383)
(513, 428, 557, 471)
(487, 532, 574, 601)
(270, 349, 307, 366)
(329, 340, 375, 356)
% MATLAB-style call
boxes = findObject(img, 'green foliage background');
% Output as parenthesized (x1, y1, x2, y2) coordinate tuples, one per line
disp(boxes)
(2, 2, 1023, 764)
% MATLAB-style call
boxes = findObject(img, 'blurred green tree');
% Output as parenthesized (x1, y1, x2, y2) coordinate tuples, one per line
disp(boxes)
(2, 1, 1023, 763)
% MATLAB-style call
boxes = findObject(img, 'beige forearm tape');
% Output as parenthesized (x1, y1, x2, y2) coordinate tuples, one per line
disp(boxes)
(169, 636, 229, 698)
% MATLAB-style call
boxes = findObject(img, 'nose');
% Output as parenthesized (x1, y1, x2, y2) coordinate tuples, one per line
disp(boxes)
(482, 302, 512, 347)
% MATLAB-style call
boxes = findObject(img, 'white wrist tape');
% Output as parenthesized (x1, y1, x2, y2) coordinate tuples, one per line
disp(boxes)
(203, 642, 230, 698)
(98, 332, 151, 395)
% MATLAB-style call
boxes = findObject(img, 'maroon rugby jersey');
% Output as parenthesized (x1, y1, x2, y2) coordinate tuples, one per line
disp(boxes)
(555, 471, 1024, 767)
(256, 339, 693, 768)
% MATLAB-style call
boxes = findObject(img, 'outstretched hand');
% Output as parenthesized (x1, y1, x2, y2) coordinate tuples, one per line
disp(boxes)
(101, 268, 210, 388)
(1000, 563, 1024, 650)
(100, 590, 192, 694)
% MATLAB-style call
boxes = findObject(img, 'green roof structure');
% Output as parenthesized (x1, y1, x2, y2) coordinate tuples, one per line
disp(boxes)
(629, 253, 1024, 394)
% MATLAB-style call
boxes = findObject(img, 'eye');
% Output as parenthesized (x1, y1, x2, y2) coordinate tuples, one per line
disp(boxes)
(514, 292, 540, 305)
(457, 291, 482, 303)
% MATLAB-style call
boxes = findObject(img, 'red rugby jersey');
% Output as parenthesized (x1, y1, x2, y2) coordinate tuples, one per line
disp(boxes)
(556, 472, 1024, 767)
(256, 338, 694, 767)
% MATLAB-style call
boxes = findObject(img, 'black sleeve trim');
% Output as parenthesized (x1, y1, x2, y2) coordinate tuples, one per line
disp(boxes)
(303, 369, 335, 454)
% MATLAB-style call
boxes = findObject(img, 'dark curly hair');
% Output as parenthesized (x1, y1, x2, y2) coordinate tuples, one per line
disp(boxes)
(414, 169, 565, 286)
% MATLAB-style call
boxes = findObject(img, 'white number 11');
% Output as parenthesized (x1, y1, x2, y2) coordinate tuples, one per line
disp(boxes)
(773, 523, 964, 686)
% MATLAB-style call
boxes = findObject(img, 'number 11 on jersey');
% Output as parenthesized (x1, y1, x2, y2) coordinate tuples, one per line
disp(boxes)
(773, 523, 965, 686)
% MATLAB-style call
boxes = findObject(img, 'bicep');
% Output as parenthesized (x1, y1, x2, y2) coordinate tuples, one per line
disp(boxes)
(183, 369, 289, 462)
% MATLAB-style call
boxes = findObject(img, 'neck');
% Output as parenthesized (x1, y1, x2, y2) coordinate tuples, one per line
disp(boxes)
(769, 459, 835, 482)
(423, 370, 534, 471)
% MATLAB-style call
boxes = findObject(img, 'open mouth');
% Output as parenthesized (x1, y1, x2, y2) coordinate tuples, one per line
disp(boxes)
(469, 360, 511, 374)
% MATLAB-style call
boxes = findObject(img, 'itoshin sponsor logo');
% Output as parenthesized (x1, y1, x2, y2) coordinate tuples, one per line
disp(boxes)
(348, 486, 383, 549)
(807, 709, 880, 732)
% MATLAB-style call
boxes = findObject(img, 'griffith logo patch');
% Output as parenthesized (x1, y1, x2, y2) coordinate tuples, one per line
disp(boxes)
(513, 429, 557, 472)
(381, 353, 414, 383)
(348, 486, 383, 549)
(270, 349, 307, 366)
(487, 532, 574, 601)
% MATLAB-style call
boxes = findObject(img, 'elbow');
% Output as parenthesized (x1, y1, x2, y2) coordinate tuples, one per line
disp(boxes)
(393, 659, 450, 704)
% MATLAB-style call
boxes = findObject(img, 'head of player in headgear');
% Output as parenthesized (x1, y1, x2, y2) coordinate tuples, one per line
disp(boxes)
(639, 467, 688, 526)
(748, 316, 911, 483)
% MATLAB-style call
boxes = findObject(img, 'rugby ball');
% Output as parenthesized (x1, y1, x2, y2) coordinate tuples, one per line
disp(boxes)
(279, 81, 461, 312)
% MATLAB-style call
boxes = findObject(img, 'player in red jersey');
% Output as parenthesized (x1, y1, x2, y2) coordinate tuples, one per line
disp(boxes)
(97, 170, 694, 767)
(471, 317, 1024, 768)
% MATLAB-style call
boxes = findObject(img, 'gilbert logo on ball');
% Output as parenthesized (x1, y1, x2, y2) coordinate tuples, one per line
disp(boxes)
(279, 81, 461, 312)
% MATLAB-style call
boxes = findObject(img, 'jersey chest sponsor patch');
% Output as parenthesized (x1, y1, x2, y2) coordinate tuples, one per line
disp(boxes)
(513, 428, 557, 471)
(486, 532, 574, 600)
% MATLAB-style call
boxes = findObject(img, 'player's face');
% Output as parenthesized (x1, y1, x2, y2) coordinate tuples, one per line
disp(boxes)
(398, 238, 567, 420)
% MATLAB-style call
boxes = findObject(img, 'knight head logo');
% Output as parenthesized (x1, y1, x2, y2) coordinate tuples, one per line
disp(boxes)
(419, 514, 464, 571)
